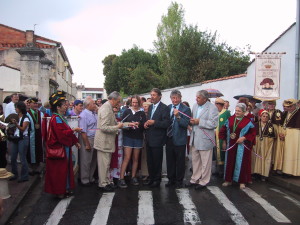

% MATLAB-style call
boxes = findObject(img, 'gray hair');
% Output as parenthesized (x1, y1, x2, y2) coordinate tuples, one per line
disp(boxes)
(108, 91, 121, 100)
(236, 103, 247, 112)
(170, 89, 182, 98)
(83, 98, 93, 108)
(196, 90, 209, 99)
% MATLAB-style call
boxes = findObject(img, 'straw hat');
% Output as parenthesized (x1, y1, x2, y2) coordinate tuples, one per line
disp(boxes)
(283, 99, 298, 107)
(0, 168, 13, 179)
(215, 98, 225, 105)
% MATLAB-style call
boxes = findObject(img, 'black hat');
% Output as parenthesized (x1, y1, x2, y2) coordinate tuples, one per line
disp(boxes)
(49, 90, 67, 106)
(27, 97, 38, 104)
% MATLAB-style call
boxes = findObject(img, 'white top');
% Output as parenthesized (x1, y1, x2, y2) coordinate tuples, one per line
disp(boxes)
(4, 102, 16, 117)
(14, 117, 30, 137)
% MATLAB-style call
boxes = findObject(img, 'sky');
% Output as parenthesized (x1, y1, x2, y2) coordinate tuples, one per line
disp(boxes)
(0, 0, 297, 88)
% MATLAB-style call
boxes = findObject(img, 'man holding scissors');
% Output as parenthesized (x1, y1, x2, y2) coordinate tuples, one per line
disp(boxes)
(165, 90, 191, 188)
(187, 90, 219, 190)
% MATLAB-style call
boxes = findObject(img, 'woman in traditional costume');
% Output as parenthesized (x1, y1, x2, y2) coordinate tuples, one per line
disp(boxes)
(44, 91, 81, 199)
(252, 110, 276, 181)
(280, 99, 300, 176)
(219, 103, 256, 189)
(215, 98, 231, 176)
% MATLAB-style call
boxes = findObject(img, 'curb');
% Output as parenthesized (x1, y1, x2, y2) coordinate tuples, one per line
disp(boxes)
(268, 176, 300, 195)
(0, 166, 44, 225)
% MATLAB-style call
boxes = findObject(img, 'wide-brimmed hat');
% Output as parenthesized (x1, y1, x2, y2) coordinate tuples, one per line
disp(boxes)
(0, 168, 13, 179)
(283, 99, 297, 107)
(215, 97, 225, 105)
(4, 113, 19, 123)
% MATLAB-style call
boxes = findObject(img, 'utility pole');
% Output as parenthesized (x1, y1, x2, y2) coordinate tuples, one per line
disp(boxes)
(295, 0, 300, 98)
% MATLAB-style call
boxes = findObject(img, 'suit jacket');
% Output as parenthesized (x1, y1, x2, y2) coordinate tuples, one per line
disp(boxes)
(146, 101, 171, 147)
(94, 101, 119, 153)
(190, 101, 219, 150)
(168, 103, 191, 146)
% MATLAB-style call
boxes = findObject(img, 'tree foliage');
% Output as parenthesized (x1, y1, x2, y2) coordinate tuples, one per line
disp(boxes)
(103, 1, 250, 95)
(103, 46, 162, 95)
(153, 2, 250, 88)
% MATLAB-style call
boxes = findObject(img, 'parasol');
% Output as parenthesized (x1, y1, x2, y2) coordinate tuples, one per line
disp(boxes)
(233, 94, 262, 103)
(205, 89, 224, 98)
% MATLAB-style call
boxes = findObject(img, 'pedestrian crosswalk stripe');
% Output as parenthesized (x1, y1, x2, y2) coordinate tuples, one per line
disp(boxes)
(207, 186, 248, 225)
(137, 191, 155, 225)
(270, 188, 300, 208)
(176, 188, 201, 224)
(242, 187, 291, 223)
(44, 196, 74, 225)
(90, 193, 115, 225)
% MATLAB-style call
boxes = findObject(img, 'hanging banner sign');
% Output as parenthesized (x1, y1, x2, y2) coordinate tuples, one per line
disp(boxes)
(254, 54, 281, 100)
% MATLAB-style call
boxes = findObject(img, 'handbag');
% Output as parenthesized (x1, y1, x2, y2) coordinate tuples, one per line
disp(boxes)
(46, 117, 66, 159)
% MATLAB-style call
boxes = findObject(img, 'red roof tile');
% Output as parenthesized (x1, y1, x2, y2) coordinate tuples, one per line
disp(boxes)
(201, 74, 247, 84)
(0, 24, 59, 49)
(84, 88, 104, 92)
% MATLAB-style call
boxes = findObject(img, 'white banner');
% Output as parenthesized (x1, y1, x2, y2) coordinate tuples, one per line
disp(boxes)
(254, 55, 281, 100)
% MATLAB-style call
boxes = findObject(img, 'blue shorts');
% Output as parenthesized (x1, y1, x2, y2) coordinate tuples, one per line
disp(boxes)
(123, 136, 143, 148)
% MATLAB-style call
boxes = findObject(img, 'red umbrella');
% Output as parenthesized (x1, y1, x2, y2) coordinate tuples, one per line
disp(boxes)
(205, 89, 224, 98)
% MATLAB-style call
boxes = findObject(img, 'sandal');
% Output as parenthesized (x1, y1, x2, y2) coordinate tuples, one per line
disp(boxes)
(222, 182, 232, 187)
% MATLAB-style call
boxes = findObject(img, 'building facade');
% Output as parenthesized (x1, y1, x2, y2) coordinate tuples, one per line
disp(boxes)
(0, 24, 77, 104)
(76, 85, 106, 100)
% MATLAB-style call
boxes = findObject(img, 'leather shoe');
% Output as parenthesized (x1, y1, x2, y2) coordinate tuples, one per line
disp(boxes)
(165, 181, 175, 187)
(194, 184, 206, 190)
(150, 181, 160, 188)
(175, 182, 184, 188)
(80, 182, 92, 187)
(98, 184, 114, 192)
(143, 179, 153, 186)
(185, 182, 196, 188)
(109, 183, 118, 189)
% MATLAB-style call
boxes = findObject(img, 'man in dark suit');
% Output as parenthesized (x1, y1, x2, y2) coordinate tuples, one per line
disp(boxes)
(144, 88, 170, 188)
(166, 90, 191, 188)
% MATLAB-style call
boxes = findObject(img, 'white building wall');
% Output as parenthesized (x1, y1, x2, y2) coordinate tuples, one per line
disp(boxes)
(0, 66, 20, 92)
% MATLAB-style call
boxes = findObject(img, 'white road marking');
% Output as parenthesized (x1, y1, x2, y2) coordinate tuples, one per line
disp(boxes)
(137, 191, 155, 225)
(44, 196, 74, 225)
(242, 187, 291, 223)
(176, 188, 201, 225)
(207, 186, 248, 225)
(90, 193, 115, 225)
(270, 188, 300, 208)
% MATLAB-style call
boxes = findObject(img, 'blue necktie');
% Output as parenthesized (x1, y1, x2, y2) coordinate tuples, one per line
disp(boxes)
(167, 105, 176, 137)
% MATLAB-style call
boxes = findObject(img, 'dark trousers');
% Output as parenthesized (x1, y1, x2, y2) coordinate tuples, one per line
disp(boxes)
(166, 137, 186, 184)
(146, 145, 163, 182)
(0, 141, 7, 168)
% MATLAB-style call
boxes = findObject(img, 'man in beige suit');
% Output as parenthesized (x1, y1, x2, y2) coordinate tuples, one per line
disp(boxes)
(186, 90, 219, 190)
(94, 91, 132, 192)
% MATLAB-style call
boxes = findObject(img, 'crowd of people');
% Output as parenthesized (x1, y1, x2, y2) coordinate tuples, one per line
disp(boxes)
(0, 88, 299, 199)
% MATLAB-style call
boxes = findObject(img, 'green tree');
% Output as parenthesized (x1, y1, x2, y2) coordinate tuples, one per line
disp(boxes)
(154, 2, 250, 88)
(103, 46, 162, 95)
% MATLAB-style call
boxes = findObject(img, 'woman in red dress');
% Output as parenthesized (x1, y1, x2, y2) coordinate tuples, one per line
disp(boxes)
(219, 103, 256, 189)
(44, 91, 81, 198)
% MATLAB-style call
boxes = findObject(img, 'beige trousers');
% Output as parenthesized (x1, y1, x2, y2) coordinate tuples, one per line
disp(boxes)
(79, 137, 97, 184)
(97, 150, 112, 187)
(190, 146, 213, 186)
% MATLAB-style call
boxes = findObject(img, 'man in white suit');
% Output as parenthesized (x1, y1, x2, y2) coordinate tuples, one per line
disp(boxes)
(187, 90, 219, 190)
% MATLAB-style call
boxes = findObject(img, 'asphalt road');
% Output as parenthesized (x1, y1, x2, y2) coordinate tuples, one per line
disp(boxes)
(7, 173, 300, 225)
